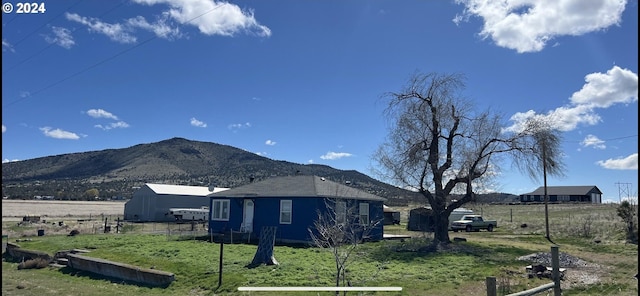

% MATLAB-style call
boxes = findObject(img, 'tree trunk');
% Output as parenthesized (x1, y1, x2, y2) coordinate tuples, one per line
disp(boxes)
(432, 211, 451, 244)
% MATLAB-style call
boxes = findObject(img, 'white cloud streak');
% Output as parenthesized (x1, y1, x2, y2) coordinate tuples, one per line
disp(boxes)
(504, 66, 638, 132)
(190, 117, 207, 127)
(87, 109, 119, 120)
(2, 39, 14, 52)
(265, 140, 276, 146)
(44, 26, 75, 49)
(95, 121, 130, 130)
(132, 0, 271, 37)
(228, 122, 251, 130)
(453, 0, 626, 53)
(581, 135, 606, 149)
(597, 153, 638, 170)
(87, 109, 129, 130)
(40, 127, 80, 140)
(320, 151, 353, 160)
(66, 13, 138, 44)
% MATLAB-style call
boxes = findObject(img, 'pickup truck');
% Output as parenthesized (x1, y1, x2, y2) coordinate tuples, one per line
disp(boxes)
(451, 214, 497, 232)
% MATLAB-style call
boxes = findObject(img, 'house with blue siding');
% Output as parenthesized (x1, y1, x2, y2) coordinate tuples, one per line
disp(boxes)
(207, 175, 386, 244)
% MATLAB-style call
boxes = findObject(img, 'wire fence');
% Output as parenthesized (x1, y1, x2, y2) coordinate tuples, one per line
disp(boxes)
(3, 203, 637, 295)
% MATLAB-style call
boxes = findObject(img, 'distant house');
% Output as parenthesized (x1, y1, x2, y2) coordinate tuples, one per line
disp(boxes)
(520, 186, 602, 203)
(124, 183, 229, 222)
(207, 175, 386, 244)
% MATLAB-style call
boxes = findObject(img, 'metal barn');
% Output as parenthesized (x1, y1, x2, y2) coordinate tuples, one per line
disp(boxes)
(123, 183, 229, 222)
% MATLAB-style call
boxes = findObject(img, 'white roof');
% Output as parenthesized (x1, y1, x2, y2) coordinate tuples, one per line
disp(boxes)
(145, 183, 230, 196)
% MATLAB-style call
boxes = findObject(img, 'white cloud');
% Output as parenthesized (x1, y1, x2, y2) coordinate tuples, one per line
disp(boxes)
(2, 124, 5, 133)
(2, 39, 14, 52)
(94, 121, 130, 130)
(308, 159, 314, 164)
(44, 26, 75, 49)
(320, 151, 353, 160)
(65, 0, 268, 45)
(87, 109, 119, 120)
(40, 127, 80, 140)
(265, 140, 276, 146)
(596, 153, 638, 170)
(504, 66, 638, 132)
(66, 13, 137, 44)
(132, 0, 271, 37)
(453, 0, 626, 53)
(87, 109, 129, 130)
(190, 117, 207, 128)
(570, 66, 639, 107)
(126, 15, 183, 40)
(228, 122, 251, 130)
(581, 134, 606, 149)
(2, 159, 20, 163)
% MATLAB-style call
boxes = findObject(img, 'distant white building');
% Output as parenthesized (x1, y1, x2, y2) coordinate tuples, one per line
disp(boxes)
(124, 183, 229, 222)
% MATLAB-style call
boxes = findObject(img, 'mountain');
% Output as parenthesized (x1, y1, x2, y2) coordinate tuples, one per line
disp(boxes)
(2, 137, 421, 205)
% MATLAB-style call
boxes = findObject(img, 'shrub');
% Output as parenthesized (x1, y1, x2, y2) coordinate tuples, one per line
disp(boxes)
(617, 201, 638, 244)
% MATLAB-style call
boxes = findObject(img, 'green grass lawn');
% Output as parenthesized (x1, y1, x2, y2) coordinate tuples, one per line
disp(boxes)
(2, 203, 638, 296)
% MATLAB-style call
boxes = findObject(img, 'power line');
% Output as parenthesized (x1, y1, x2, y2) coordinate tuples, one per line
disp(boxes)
(3, 36, 157, 108)
(565, 134, 638, 143)
(3, 0, 126, 74)
(3, 2, 227, 108)
(9, 0, 84, 48)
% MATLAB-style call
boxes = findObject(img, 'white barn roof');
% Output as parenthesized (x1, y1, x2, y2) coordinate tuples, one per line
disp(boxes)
(145, 183, 229, 196)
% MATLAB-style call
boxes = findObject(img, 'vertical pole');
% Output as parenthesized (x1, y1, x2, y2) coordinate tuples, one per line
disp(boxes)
(551, 246, 561, 296)
(218, 238, 224, 289)
(485, 276, 496, 296)
(510, 209, 512, 222)
(543, 142, 551, 242)
(104, 217, 108, 233)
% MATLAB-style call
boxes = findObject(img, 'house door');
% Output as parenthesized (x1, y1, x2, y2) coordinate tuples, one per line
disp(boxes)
(242, 200, 254, 233)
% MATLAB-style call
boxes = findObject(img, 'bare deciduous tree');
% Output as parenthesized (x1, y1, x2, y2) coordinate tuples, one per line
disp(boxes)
(308, 198, 382, 295)
(374, 71, 565, 246)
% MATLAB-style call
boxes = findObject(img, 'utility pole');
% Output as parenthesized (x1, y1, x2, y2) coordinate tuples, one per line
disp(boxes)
(543, 140, 551, 243)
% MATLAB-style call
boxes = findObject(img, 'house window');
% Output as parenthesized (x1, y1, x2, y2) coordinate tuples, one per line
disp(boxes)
(280, 200, 292, 224)
(212, 199, 230, 221)
(359, 203, 370, 225)
(336, 201, 346, 224)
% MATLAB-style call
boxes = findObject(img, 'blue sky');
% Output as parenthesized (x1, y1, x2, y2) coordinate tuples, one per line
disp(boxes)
(2, 0, 638, 202)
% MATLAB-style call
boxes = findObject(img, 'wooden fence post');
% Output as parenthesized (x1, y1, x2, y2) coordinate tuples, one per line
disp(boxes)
(486, 276, 496, 296)
(551, 246, 561, 296)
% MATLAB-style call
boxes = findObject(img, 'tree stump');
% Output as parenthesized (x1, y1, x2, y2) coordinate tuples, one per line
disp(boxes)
(248, 226, 278, 268)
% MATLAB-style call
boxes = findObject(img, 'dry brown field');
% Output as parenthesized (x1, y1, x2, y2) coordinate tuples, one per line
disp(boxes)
(2, 199, 125, 221)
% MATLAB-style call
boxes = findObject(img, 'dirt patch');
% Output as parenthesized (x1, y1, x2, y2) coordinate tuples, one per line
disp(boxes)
(517, 251, 606, 289)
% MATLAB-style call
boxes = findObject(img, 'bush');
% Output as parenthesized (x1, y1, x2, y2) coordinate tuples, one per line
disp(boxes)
(617, 201, 638, 244)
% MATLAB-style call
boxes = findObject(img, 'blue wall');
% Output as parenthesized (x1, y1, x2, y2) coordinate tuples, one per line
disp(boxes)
(209, 197, 384, 244)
